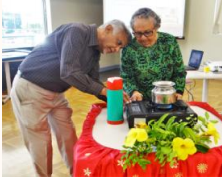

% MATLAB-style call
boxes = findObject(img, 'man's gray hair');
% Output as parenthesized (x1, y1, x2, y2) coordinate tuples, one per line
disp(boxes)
(130, 8, 161, 30)
(101, 20, 132, 43)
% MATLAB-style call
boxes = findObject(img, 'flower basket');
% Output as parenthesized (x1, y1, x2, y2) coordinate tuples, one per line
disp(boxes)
(121, 112, 220, 170)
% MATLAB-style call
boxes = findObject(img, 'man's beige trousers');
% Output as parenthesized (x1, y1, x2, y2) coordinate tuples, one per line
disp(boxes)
(10, 74, 78, 177)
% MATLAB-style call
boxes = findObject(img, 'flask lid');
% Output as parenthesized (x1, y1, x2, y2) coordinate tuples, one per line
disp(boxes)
(107, 77, 123, 90)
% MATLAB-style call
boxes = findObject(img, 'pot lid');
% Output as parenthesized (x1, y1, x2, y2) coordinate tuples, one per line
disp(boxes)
(152, 81, 175, 87)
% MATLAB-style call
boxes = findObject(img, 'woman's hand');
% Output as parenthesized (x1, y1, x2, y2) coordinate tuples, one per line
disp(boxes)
(123, 91, 131, 104)
(131, 91, 143, 101)
(175, 93, 183, 100)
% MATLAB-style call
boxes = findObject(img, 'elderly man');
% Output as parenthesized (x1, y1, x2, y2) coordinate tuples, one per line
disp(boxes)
(10, 20, 131, 177)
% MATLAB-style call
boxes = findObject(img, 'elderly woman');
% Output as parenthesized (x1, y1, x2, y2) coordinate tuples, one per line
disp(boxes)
(121, 7, 186, 101)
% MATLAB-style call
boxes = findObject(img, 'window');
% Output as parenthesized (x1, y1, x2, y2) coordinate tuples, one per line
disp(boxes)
(2, 0, 49, 50)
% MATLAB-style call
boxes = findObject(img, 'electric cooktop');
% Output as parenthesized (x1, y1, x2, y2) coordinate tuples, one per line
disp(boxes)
(126, 100, 198, 128)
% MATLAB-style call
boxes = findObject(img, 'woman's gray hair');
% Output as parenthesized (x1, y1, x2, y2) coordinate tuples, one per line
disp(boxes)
(130, 8, 161, 30)
(100, 20, 132, 43)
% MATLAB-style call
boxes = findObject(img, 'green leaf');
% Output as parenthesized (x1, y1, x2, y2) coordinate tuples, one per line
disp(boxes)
(161, 146, 171, 154)
(123, 164, 127, 171)
(195, 143, 210, 153)
(138, 159, 150, 170)
(205, 112, 210, 120)
(132, 158, 138, 165)
(155, 127, 167, 134)
(169, 151, 177, 160)
(184, 127, 197, 142)
(210, 120, 218, 124)
(148, 120, 155, 126)
(165, 116, 176, 130)
(198, 116, 207, 125)
(186, 117, 191, 120)
(125, 158, 130, 165)
(159, 141, 168, 146)
(156, 113, 169, 127)
(178, 122, 187, 136)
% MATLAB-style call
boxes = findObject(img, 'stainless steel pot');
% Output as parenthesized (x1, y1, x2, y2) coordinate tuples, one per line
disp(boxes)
(151, 81, 176, 105)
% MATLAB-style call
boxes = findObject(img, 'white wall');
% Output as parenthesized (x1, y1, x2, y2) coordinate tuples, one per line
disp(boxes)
(50, 0, 102, 28)
(179, 0, 222, 63)
(49, 0, 222, 68)
(49, 0, 120, 68)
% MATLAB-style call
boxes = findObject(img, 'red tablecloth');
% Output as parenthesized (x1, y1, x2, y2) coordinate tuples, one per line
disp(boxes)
(73, 102, 222, 177)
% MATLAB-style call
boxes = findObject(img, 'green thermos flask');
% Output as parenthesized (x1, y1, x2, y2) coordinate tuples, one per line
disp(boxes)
(107, 77, 124, 124)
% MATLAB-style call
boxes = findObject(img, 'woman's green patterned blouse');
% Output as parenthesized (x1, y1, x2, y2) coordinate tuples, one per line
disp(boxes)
(120, 32, 187, 100)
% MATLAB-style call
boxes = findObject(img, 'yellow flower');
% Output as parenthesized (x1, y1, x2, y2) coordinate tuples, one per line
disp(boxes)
(124, 128, 148, 147)
(135, 122, 148, 129)
(204, 122, 220, 144)
(172, 137, 197, 160)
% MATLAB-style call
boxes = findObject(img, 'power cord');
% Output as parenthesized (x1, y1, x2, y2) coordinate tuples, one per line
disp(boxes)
(185, 79, 196, 101)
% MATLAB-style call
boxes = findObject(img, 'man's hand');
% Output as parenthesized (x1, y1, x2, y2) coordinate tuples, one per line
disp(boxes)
(131, 91, 143, 101)
(100, 88, 131, 104)
(100, 88, 107, 96)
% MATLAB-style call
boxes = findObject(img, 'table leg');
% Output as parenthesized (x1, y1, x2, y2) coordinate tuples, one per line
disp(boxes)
(202, 79, 208, 102)
(2, 62, 11, 104)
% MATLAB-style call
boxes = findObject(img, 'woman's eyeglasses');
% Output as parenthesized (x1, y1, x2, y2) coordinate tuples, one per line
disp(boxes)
(133, 29, 154, 38)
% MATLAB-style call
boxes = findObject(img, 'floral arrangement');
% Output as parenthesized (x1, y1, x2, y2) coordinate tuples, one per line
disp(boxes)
(121, 112, 220, 170)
